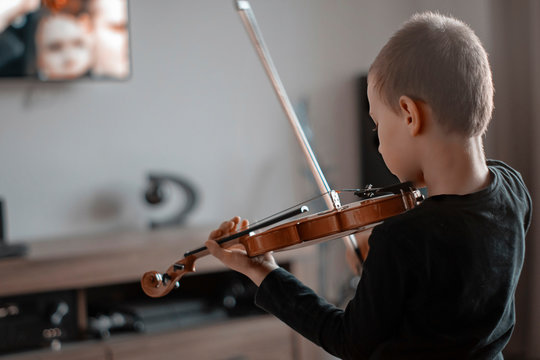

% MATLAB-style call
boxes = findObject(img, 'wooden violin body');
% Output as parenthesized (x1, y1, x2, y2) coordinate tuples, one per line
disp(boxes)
(141, 185, 423, 298)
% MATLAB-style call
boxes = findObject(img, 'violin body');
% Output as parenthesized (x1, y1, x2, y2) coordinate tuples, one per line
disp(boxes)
(141, 186, 423, 298)
(246, 191, 418, 256)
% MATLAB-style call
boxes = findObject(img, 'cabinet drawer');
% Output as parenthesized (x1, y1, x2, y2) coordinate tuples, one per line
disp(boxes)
(108, 315, 295, 360)
(0, 342, 106, 360)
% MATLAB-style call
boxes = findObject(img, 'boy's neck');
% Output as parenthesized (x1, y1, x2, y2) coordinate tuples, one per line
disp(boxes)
(422, 135, 491, 197)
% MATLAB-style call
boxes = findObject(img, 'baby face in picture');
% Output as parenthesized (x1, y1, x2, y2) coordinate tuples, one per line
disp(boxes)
(35, 13, 93, 80)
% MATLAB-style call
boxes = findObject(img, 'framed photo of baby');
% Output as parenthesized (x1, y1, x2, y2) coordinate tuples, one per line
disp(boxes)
(0, 0, 130, 80)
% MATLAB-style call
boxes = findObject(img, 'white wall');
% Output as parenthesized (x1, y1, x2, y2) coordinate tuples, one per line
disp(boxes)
(0, 0, 390, 242)
(0, 0, 491, 243)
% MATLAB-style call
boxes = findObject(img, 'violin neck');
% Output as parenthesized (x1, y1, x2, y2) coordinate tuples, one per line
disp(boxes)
(183, 205, 308, 258)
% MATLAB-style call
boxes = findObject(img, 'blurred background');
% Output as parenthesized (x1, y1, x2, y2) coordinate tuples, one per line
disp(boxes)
(0, 0, 538, 359)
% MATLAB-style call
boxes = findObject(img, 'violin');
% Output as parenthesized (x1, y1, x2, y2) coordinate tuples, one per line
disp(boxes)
(141, 183, 424, 298)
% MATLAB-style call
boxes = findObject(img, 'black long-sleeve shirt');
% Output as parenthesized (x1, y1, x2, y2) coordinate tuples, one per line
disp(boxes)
(255, 160, 532, 359)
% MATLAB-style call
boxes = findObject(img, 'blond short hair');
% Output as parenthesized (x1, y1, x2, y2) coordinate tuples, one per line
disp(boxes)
(369, 12, 493, 137)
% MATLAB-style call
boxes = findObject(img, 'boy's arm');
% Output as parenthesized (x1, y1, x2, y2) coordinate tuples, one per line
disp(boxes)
(205, 218, 410, 359)
(254, 225, 411, 360)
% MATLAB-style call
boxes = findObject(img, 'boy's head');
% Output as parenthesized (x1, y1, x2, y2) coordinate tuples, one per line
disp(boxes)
(368, 12, 493, 137)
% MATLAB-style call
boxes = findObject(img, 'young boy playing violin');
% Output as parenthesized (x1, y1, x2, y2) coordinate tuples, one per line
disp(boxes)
(206, 12, 532, 359)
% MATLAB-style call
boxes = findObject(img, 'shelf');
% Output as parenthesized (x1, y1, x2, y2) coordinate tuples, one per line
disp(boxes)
(0, 227, 324, 359)
(0, 226, 317, 297)
(1, 316, 294, 360)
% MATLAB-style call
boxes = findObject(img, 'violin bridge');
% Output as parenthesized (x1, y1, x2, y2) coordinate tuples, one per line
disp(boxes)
(330, 190, 342, 209)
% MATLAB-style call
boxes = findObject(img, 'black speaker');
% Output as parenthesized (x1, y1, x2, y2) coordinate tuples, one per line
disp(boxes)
(357, 74, 398, 187)
(0, 290, 78, 354)
(0, 198, 27, 259)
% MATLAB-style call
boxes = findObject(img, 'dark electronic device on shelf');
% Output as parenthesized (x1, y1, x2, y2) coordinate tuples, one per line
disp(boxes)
(0, 198, 27, 259)
(90, 268, 269, 336)
(0, 290, 78, 355)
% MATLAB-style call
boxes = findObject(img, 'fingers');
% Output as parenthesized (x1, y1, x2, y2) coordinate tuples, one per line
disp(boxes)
(240, 218, 249, 230)
(210, 217, 249, 241)
(226, 217, 249, 232)
(208, 228, 222, 240)
(206, 216, 251, 266)
(218, 217, 239, 234)
(208, 220, 235, 241)
(219, 218, 234, 232)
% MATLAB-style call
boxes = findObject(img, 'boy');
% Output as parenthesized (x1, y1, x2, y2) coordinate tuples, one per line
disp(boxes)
(206, 12, 532, 359)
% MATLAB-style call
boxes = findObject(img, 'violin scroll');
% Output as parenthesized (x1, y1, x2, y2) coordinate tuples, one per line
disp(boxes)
(141, 271, 171, 298)
(141, 256, 196, 298)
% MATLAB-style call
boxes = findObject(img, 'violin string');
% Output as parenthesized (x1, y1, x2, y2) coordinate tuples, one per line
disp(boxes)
(233, 185, 385, 234)
(237, 191, 334, 232)
(336, 187, 375, 193)
(236, 187, 379, 233)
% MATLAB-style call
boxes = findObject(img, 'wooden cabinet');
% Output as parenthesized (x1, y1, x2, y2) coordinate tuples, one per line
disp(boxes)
(4, 317, 295, 360)
(1, 342, 106, 360)
(0, 227, 326, 360)
(109, 316, 294, 360)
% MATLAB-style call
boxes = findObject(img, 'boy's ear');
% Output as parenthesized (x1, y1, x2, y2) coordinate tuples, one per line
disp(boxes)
(398, 95, 422, 136)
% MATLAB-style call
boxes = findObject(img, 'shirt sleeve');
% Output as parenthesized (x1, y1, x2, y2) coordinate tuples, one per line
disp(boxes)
(254, 224, 414, 360)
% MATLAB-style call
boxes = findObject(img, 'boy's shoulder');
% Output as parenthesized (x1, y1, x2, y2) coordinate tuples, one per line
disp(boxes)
(486, 159, 530, 200)
(370, 159, 531, 247)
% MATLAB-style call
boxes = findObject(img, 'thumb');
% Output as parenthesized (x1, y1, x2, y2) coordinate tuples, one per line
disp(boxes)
(205, 239, 224, 260)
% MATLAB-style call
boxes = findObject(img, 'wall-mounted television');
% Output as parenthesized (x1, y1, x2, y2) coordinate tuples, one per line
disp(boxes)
(0, 0, 130, 81)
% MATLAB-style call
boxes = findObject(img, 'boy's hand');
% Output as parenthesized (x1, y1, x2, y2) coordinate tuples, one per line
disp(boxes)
(205, 216, 279, 286)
